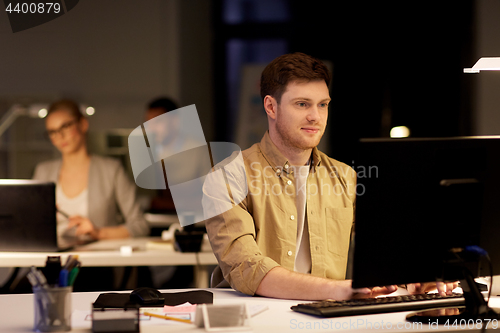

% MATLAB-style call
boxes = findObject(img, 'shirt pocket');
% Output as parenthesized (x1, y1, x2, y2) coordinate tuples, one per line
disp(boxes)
(325, 207, 354, 258)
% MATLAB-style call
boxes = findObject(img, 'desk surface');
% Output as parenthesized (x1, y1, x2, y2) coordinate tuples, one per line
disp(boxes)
(0, 237, 217, 267)
(1, 288, 499, 333)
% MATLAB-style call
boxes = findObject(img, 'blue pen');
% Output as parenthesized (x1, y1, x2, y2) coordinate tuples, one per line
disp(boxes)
(59, 269, 69, 287)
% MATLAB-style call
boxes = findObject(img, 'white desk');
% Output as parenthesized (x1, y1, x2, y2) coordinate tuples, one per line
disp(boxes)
(0, 238, 217, 288)
(1, 289, 499, 333)
(144, 213, 179, 228)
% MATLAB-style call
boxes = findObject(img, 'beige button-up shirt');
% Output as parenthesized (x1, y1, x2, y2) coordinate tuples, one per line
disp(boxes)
(203, 132, 356, 295)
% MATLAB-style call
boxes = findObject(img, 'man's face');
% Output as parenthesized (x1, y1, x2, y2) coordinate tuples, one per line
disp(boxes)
(145, 107, 180, 145)
(275, 80, 330, 151)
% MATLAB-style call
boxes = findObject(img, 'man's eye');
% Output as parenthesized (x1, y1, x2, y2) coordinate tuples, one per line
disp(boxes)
(319, 103, 329, 108)
(297, 102, 307, 107)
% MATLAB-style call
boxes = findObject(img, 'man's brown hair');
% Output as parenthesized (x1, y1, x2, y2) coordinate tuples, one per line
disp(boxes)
(260, 52, 331, 103)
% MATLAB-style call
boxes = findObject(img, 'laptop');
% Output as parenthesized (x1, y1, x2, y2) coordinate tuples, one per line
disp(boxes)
(0, 180, 83, 252)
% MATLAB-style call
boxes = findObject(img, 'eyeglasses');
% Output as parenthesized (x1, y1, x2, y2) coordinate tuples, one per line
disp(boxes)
(45, 120, 77, 139)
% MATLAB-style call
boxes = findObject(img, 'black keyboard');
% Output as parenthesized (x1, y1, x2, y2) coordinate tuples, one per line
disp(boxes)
(291, 293, 465, 317)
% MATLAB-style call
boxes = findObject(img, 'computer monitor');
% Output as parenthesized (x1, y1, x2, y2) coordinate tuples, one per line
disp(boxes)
(0, 180, 59, 252)
(351, 136, 500, 321)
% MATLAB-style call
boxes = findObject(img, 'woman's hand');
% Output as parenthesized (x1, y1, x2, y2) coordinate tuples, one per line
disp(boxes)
(67, 215, 99, 240)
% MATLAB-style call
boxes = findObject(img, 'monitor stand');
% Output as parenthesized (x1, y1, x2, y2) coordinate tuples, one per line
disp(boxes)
(406, 261, 499, 324)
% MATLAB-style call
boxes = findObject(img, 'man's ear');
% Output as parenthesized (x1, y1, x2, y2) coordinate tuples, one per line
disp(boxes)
(263, 95, 278, 120)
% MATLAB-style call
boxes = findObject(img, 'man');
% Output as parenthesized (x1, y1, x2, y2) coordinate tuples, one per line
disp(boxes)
(203, 53, 454, 300)
(144, 97, 179, 213)
(144, 97, 203, 289)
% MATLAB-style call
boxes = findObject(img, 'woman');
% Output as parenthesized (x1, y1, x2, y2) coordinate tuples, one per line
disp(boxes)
(33, 99, 150, 240)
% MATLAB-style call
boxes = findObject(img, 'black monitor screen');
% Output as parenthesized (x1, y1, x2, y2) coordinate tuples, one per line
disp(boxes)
(352, 136, 500, 289)
(0, 180, 58, 252)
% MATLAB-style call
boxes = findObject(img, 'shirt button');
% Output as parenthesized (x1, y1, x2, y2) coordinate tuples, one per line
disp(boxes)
(285, 164, 289, 169)
(290, 215, 295, 220)
(315, 246, 320, 251)
(287, 250, 293, 256)
(287, 180, 292, 185)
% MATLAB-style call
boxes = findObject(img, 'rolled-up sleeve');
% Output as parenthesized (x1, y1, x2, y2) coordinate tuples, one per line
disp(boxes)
(202, 155, 279, 295)
(204, 201, 280, 295)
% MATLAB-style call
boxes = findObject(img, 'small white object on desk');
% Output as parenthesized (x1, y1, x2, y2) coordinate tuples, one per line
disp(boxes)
(120, 246, 133, 256)
(161, 223, 181, 241)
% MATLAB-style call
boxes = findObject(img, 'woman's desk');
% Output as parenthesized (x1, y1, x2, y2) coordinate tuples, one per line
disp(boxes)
(1, 288, 499, 333)
(0, 238, 217, 288)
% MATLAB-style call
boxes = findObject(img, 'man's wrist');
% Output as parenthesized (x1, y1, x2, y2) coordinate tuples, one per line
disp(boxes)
(326, 279, 352, 301)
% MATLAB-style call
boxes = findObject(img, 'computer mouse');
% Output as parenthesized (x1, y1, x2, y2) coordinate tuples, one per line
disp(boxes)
(130, 287, 165, 305)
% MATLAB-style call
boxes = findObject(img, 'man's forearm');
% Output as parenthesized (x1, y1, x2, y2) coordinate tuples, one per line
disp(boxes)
(255, 266, 353, 301)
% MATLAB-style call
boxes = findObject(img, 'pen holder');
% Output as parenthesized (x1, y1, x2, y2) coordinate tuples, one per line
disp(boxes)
(33, 286, 72, 332)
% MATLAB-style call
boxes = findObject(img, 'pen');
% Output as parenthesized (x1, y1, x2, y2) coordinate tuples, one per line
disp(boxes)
(143, 312, 192, 324)
(57, 209, 70, 219)
(58, 269, 69, 287)
(27, 270, 39, 287)
(63, 255, 79, 270)
(58, 256, 70, 287)
(29, 266, 55, 302)
(68, 265, 80, 286)
(30, 266, 50, 288)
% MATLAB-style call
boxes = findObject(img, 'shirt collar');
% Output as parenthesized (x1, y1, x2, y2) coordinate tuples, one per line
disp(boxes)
(259, 131, 322, 175)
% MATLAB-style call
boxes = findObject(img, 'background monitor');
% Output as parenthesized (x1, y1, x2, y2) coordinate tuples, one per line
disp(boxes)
(0, 180, 58, 252)
(352, 136, 500, 289)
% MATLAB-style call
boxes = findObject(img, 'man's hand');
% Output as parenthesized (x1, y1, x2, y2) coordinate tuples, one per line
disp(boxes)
(352, 284, 399, 299)
(407, 282, 459, 296)
(326, 280, 398, 301)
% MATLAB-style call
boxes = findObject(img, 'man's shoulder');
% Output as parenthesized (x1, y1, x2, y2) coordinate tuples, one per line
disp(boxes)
(315, 149, 355, 178)
(317, 149, 350, 168)
(241, 142, 265, 166)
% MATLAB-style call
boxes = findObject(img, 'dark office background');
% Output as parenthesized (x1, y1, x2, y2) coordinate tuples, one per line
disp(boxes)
(212, 0, 477, 164)
(0, 0, 499, 176)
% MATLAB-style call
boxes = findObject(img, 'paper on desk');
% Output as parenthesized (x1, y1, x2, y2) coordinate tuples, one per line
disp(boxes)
(72, 310, 92, 329)
(248, 304, 269, 317)
(164, 302, 197, 313)
(142, 302, 198, 325)
(140, 307, 192, 326)
(163, 302, 268, 318)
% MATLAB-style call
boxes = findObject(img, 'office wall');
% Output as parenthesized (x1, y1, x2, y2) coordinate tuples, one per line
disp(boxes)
(474, 0, 500, 135)
(1, 1, 166, 128)
(0, 0, 213, 177)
